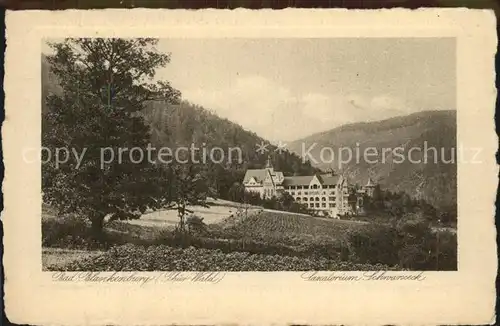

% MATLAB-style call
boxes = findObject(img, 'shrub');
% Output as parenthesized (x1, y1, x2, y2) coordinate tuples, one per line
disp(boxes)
(42, 216, 125, 250)
(42, 215, 93, 249)
(348, 224, 399, 266)
(186, 214, 208, 236)
(52, 244, 403, 272)
(419, 230, 457, 271)
(152, 229, 342, 260)
(347, 215, 457, 271)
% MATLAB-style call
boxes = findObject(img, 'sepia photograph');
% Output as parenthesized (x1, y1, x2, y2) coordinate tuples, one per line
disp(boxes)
(3, 9, 497, 325)
(40, 37, 458, 272)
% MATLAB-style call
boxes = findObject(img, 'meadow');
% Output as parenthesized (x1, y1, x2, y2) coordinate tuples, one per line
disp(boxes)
(42, 199, 456, 271)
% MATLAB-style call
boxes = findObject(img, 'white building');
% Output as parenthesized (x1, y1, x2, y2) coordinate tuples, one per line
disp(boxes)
(242, 157, 284, 199)
(242, 158, 356, 218)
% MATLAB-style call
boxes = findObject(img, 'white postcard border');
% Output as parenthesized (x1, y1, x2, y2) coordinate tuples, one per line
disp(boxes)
(3, 9, 498, 325)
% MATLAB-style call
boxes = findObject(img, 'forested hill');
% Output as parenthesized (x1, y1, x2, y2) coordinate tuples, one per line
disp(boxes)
(287, 110, 457, 210)
(42, 55, 320, 198)
(141, 100, 319, 175)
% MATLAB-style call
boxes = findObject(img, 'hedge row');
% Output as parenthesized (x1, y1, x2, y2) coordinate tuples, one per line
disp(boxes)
(50, 244, 401, 272)
(42, 218, 346, 260)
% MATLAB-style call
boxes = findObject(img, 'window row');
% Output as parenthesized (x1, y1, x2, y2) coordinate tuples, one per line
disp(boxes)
(285, 185, 338, 190)
(287, 191, 337, 196)
(264, 189, 275, 197)
(294, 196, 336, 202)
(308, 203, 336, 208)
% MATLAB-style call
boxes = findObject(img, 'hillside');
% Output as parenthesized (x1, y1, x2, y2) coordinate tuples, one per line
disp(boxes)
(287, 110, 457, 210)
(41, 55, 320, 199)
(140, 100, 319, 175)
(42, 53, 455, 209)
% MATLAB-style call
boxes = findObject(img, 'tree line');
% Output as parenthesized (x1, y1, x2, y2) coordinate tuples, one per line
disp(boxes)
(42, 38, 456, 238)
(358, 185, 457, 227)
(42, 38, 319, 237)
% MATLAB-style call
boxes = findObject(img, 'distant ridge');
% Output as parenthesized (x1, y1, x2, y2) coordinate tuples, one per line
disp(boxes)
(287, 110, 457, 210)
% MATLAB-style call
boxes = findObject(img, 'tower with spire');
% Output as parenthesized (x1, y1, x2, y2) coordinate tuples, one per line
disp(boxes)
(364, 177, 376, 197)
(265, 155, 274, 174)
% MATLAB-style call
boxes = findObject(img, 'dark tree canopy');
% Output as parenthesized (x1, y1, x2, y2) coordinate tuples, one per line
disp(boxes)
(42, 38, 181, 235)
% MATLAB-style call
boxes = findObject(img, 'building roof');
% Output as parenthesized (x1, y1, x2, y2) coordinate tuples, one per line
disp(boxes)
(274, 171, 284, 180)
(243, 169, 269, 184)
(243, 168, 284, 185)
(282, 173, 341, 186)
(282, 175, 314, 186)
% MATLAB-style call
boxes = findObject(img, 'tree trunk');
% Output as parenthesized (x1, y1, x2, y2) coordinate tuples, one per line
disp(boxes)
(178, 202, 186, 231)
(90, 213, 105, 240)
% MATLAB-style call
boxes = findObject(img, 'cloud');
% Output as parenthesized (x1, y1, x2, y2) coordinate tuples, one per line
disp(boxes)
(182, 75, 411, 142)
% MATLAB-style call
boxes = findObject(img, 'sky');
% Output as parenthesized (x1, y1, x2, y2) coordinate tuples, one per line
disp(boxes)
(44, 38, 456, 142)
(155, 38, 455, 142)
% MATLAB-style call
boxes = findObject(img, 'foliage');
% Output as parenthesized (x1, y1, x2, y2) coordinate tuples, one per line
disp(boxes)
(227, 182, 246, 203)
(42, 44, 323, 236)
(42, 38, 181, 236)
(42, 211, 349, 260)
(347, 224, 400, 266)
(156, 163, 215, 232)
(437, 203, 457, 226)
(361, 187, 456, 227)
(348, 213, 457, 270)
(42, 216, 113, 250)
(186, 214, 208, 236)
(226, 183, 310, 214)
(153, 227, 344, 260)
(286, 110, 457, 211)
(142, 100, 322, 200)
(208, 209, 456, 271)
(425, 228, 457, 271)
(42, 248, 105, 271)
(51, 244, 402, 272)
(42, 215, 164, 250)
(43, 207, 456, 271)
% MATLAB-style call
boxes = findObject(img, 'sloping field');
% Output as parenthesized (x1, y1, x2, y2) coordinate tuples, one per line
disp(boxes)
(215, 210, 369, 242)
(43, 199, 261, 228)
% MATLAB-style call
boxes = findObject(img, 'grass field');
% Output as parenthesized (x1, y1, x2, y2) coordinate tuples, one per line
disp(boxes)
(42, 199, 263, 269)
(43, 198, 260, 232)
(43, 199, 369, 245)
(42, 199, 457, 271)
(125, 198, 260, 227)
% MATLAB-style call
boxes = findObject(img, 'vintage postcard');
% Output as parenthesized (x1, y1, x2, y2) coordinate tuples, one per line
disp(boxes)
(3, 8, 498, 325)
